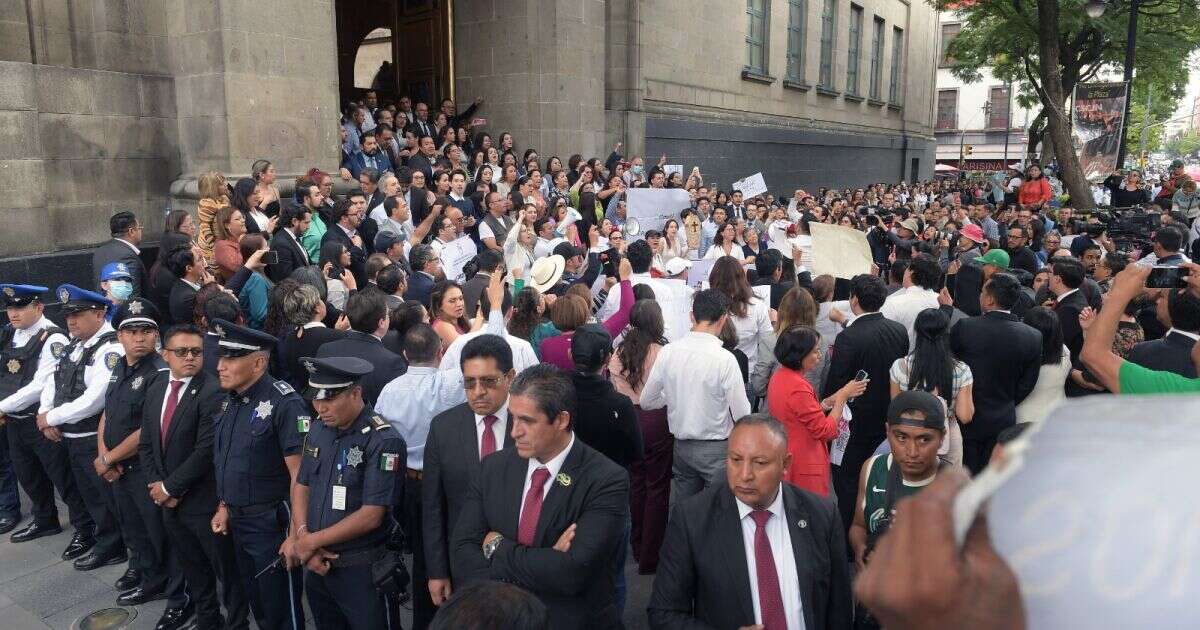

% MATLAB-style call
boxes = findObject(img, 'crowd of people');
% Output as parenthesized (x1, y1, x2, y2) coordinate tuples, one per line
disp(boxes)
(1, 90, 1199, 630)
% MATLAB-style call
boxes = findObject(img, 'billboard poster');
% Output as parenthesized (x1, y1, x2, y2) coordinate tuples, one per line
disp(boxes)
(1072, 82, 1129, 181)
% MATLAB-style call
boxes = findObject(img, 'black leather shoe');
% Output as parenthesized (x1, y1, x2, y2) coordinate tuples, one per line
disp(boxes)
(114, 568, 141, 592)
(10, 520, 62, 543)
(60, 531, 94, 560)
(116, 586, 165, 606)
(0, 515, 21, 535)
(72, 550, 127, 571)
(155, 602, 194, 630)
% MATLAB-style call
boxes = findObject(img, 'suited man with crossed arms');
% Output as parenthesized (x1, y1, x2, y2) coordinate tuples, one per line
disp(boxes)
(421, 333, 515, 618)
(140, 324, 249, 630)
(649, 414, 853, 630)
(451, 364, 629, 630)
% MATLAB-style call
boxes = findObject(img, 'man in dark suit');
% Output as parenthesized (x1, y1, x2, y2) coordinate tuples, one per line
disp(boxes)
(397, 167, 433, 228)
(1047, 257, 1094, 397)
(316, 290, 406, 407)
(451, 364, 629, 630)
(166, 247, 206, 326)
(461, 250, 503, 318)
(820, 274, 909, 530)
(648, 414, 853, 630)
(139, 324, 248, 630)
(1126, 287, 1200, 377)
(266, 204, 313, 283)
(951, 272, 1043, 473)
(341, 130, 394, 181)
(419, 333, 515, 625)
(93, 211, 147, 297)
(751, 249, 813, 309)
(407, 135, 439, 182)
(404, 244, 441, 308)
(321, 195, 369, 288)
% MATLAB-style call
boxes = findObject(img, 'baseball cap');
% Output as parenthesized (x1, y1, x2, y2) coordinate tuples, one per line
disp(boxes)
(974, 249, 1011, 269)
(570, 324, 613, 371)
(100, 262, 133, 282)
(886, 390, 946, 431)
(898, 218, 921, 234)
(375, 231, 402, 253)
(960, 224, 986, 244)
(1171, 159, 1185, 169)
(664, 258, 692, 276)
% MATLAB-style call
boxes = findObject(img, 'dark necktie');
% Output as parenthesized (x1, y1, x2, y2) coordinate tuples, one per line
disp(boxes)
(161, 380, 183, 446)
(750, 509, 787, 630)
(480, 414, 498, 459)
(517, 467, 551, 546)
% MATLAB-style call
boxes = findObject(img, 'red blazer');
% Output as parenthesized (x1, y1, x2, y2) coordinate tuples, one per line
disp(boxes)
(766, 366, 839, 497)
(1018, 178, 1052, 206)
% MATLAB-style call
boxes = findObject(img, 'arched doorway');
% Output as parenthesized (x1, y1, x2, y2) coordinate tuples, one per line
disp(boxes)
(335, 0, 453, 109)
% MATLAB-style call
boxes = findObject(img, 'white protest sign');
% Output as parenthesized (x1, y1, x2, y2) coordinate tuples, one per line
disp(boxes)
(441, 236, 477, 283)
(663, 164, 683, 178)
(732, 172, 768, 199)
(625, 188, 692, 239)
(809, 223, 873, 279)
(981, 397, 1200, 629)
(641, 278, 692, 342)
(686, 258, 716, 289)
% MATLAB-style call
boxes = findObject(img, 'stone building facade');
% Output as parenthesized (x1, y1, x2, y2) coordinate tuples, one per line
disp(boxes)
(0, 0, 937, 275)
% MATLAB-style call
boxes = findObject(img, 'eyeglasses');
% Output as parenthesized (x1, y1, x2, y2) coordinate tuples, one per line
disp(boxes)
(463, 376, 503, 390)
(165, 347, 204, 358)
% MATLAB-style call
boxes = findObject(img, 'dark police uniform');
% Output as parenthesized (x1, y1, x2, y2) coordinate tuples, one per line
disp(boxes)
(210, 319, 306, 630)
(43, 284, 126, 566)
(103, 298, 189, 608)
(296, 356, 406, 630)
(0, 284, 93, 546)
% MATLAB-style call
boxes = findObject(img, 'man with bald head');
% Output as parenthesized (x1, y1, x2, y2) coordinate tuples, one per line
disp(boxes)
(649, 414, 852, 629)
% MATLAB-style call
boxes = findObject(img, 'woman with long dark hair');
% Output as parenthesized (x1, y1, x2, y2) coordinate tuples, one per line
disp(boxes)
(230, 177, 274, 235)
(609, 299, 671, 574)
(507, 287, 559, 356)
(888, 308, 974, 466)
(1016, 306, 1072, 423)
(767, 325, 867, 496)
(318, 240, 355, 310)
(430, 280, 470, 347)
(708, 256, 772, 387)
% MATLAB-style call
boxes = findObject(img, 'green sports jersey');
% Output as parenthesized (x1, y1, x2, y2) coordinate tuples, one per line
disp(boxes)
(863, 453, 937, 539)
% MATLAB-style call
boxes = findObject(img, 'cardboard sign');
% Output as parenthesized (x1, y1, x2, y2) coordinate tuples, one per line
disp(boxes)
(441, 236, 477, 283)
(732, 172, 768, 199)
(809, 223, 873, 279)
(625, 188, 692, 239)
(686, 258, 716, 289)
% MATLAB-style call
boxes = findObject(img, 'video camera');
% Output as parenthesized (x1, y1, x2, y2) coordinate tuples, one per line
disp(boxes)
(1073, 206, 1159, 254)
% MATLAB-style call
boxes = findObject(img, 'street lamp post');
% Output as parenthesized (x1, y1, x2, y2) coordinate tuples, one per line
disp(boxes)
(1086, 0, 1140, 169)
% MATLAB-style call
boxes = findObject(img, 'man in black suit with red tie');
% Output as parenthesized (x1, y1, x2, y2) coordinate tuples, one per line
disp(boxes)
(140, 325, 249, 630)
(422, 334, 516, 616)
(648, 414, 853, 630)
(450, 364, 629, 630)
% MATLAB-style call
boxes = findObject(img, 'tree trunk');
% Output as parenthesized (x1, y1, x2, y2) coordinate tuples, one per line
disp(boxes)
(1026, 110, 1047, 161)
(1035, 0, 1095, 210)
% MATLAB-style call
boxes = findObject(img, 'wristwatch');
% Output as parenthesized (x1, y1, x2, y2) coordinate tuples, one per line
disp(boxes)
(483, 534, 504, 560)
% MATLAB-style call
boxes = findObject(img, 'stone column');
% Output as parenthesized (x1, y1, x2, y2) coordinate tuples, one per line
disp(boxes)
(454, 0, 607, 161)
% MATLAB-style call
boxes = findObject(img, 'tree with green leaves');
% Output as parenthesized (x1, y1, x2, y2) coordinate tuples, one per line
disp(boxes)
(1165, 130, 1200, 158)
(936, 0, 1200, 208)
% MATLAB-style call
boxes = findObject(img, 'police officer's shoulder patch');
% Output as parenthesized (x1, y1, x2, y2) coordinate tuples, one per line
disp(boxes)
(104, 352, 120, 369)
(297, 415, 311, 434)
(273, 381, 295, 396)
(379, 452, 400, 472)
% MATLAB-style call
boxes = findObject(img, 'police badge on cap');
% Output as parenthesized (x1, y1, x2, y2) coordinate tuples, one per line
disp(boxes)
(300, 356, 374, 400)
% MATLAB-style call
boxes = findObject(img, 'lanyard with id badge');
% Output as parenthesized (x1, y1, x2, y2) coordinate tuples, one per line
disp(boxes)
(332, 444, 363, 512)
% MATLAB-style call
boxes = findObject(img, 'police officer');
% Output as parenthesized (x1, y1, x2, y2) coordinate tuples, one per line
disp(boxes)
(100, 298, 190, 614)
(285, 356, 405, 630)
(38, 284, 127, 571)
(209, 319, 306, 630)
(0, 284, 94, 555)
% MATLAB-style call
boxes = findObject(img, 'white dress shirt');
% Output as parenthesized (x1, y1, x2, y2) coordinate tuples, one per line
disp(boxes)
(39, 322, 124, 436)
(736, 486, 805, 630)
(0, 317, 70, 415)
(475, 400, 510, 460)
(639, 331, 752, 440)
(375, 365, 467, 470)
(115, 238, 140, 255)
(880, 285, 941, 351)
(731, 296, 773, 367)
(439, 310, 540, 375)
(521, 433, 575, 506)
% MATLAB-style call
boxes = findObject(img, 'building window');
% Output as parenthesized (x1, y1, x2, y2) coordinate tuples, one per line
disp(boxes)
(869, 17, 884, 100)
(989, 85, 1011, 129)
(819, 0, 837, 89)
(786, 0, 806, 83)
(745, 0, 769, 75)
(940, 23, 961, 67)
(936, 89, 958, 130)
(846, 5, 863, 96)
(889, 27, 903, 104)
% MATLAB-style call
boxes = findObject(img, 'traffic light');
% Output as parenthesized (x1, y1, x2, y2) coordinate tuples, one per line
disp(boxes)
(964, 145, 974, 156)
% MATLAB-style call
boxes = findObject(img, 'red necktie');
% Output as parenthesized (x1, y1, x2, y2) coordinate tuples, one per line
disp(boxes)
(160, 380, 183, 447)
(517, 467, 551, 546)
(480, 415, 498, 460)
(750, 510, 787, 630)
